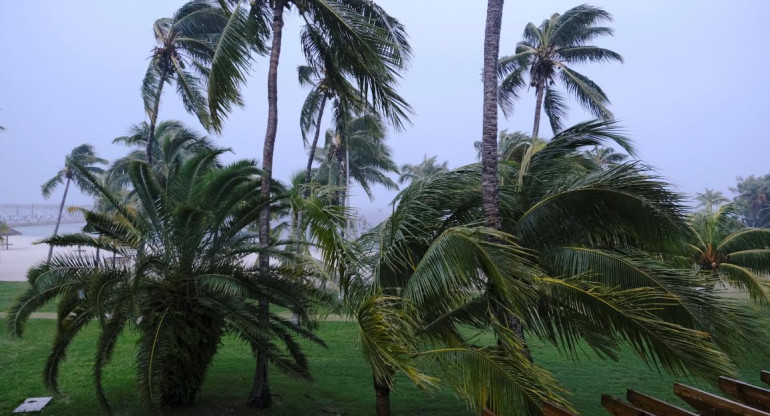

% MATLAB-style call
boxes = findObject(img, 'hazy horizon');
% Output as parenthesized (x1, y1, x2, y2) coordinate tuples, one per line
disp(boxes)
(1, 1, 768, 212)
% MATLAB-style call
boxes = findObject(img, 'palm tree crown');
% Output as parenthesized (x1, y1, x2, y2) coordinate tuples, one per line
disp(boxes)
(695, 188, 729, 213)
(12, 150, 323, 412)
(142, 0, 227, 161)
(584, 145, 628, 168)
(498, 4, 623, 131)
(398, 155, 449, 185)
(688, 204, 770, 303)
(41, 144, 108, 262)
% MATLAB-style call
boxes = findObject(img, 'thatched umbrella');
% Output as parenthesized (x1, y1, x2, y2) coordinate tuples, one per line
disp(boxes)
(0, 226, 22, 249)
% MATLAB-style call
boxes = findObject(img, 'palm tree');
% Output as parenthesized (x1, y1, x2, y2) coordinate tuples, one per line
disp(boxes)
(474, 130, 534, 161)
(688, 204, 770, 303)
(695, 188, 729, 213)
(10, 150, 324, 413)
(498, 4, 623, 186)
(584, 145, 628, 168)
(107, 120, 217, 190)
(141, 0, 226, 163)
(41, 144, 107, 263)
(207, 3, 411, 406)
(349, 121, 764, 415)
(398, 155, 449, 185)
(297, 59, 370, 188)
(315, 114, 399, 207)
(481, 0, 505, 231)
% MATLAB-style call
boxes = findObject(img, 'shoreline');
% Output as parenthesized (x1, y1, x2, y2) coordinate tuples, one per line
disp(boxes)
(4, 220, 86, 227)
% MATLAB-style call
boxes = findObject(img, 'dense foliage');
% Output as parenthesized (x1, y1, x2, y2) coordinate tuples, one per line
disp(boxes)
(11, 151, 325, 412)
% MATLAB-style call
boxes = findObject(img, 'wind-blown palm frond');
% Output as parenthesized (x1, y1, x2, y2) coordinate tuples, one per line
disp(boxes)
(13, 149, 324, 412)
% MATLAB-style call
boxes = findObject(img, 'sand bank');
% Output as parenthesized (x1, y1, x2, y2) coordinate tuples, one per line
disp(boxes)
(0, 236, 98, 281)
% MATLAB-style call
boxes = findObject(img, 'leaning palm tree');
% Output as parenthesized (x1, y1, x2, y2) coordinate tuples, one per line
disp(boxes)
(498, 4, 623, 186)
(398, 155, 449, 185)
(688, 204, 770, 303)
(207, 3, 411, 406)
(349, 121, 766, 415)
(10, 150, 324, 414)
(41, 144, 107, 263)
(142, 0, 226, 163)
(695, 188, 729, 213)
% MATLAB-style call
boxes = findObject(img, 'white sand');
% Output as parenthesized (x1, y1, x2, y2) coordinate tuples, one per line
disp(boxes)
(0, 236, 98, 281)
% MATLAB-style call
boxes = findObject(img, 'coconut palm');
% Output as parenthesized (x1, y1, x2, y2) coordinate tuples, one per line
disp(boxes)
(583, 145, 627, 169)
(107, 120, 217, 191)
(315, 114, 399, 208)
(688, 204, 770, 303)
(10, 150, 325, 413)
(481, 0, 505, 231)
(695, 188, 729, 213)
(142, 0, 227, 163)
(207, 3, 411, 405)
(398, 155, 449, 185)
(345, 120, 766, 415)
(41, 144, 107, 263)
(498, 4, 623, 186)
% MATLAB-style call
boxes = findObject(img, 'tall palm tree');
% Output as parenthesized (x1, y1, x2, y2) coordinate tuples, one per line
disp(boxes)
(142, 0, 226, 163)
(584, 145, 628, 168)
(481, 0, 504, 231)
(498, 4, 623, 186)
(695, 188, 729, 213)
(207, 3, 411, 406)
(41, 144, 107, 263)
(688, 204, 770, 303)
(398, 155, 449, 185)
(10, 151, 324, 413)
(315, 114, 399, 207)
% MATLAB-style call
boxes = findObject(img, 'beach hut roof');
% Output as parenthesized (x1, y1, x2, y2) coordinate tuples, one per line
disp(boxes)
(0, 227, 22, 237)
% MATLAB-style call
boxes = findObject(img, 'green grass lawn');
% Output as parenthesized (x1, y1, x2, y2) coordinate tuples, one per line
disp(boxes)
(0, 282, 57, 313)
(2, 283, 769, 415)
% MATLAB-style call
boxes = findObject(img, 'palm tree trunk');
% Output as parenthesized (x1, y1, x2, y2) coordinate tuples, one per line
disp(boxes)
(304, 97, 327, 191)
(337, 145, 347, 236)
(481, 0, 532, 363)
(345, 146, 350, 234)
(374, 379, 391, 416)
(147, 69, 168, 165)
(298, 96, 327, 240)
(517, 77, 545, 188)
(250, 0, 285, 409)
(481, 0, 503, 231)
(47, 177, 71, 264)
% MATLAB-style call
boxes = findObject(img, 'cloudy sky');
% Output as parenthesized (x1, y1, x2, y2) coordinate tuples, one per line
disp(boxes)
(1, 1, 768, 221)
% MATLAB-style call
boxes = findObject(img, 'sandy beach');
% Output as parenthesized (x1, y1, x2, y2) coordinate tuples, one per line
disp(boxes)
(0, 223, 94, 281)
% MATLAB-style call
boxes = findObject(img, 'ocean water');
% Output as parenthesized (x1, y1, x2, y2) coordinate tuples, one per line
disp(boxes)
(13, 223, 88, 238)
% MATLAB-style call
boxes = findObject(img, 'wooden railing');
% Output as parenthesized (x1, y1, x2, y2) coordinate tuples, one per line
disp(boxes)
(488, 370, 770, 416)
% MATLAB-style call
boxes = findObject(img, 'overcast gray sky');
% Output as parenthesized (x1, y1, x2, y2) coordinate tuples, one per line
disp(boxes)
(1, 1, 768, 220)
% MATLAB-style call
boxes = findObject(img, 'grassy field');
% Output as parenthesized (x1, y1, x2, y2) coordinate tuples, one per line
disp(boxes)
(2, 282, 769, 415)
